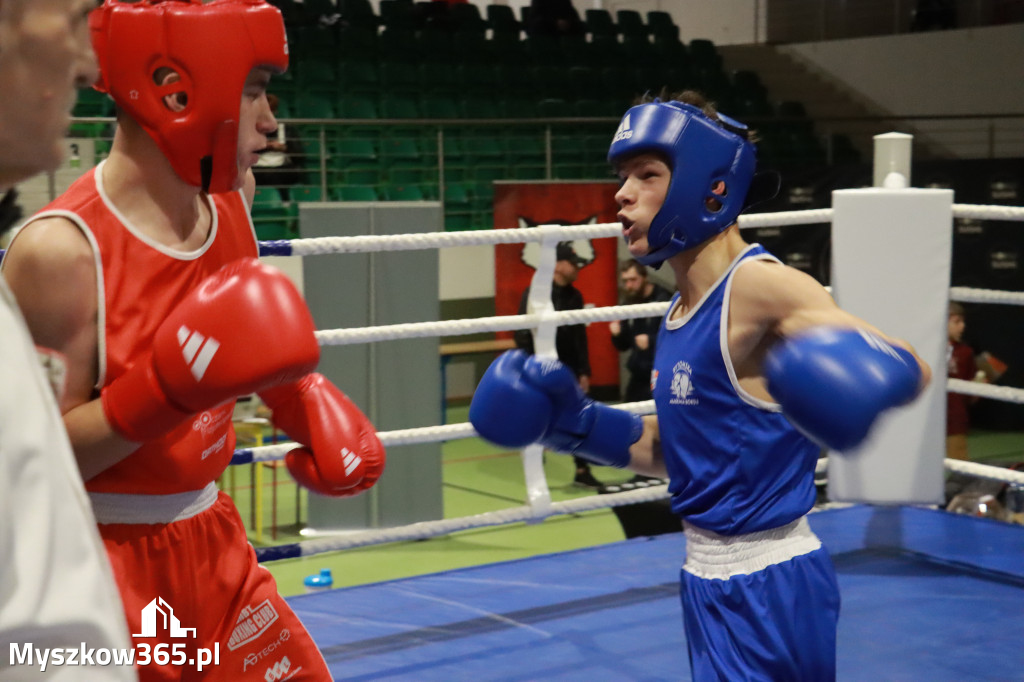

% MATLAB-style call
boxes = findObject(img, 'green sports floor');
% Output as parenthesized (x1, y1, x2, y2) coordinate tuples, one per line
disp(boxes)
(223, 406, 1024, 598)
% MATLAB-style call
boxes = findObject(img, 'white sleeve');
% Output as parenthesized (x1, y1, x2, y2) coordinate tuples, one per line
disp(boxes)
(0, 283, 138, 681)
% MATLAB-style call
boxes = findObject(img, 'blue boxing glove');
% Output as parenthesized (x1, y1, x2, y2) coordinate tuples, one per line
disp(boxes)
(469, 350, 643, 468)
(764, 327, 922, 452)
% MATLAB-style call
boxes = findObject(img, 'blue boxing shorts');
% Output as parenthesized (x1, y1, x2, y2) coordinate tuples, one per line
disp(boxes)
(679, 516, 840, 682)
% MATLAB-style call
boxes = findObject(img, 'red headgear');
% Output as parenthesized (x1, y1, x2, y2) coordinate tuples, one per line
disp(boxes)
(90, 0, 289, 193)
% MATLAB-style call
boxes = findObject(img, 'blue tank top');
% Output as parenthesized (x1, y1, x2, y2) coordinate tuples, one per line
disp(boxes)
(652, 244, 820, 535)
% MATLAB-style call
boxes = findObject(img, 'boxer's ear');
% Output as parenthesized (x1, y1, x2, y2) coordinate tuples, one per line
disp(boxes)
(154, 67, 186, 113)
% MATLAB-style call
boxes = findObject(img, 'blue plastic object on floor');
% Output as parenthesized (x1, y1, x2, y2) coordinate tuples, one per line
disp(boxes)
(303, 568, 334, 593)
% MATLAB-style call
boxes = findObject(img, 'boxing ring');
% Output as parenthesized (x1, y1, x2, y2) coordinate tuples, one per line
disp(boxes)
(232, 173, 1024, 678)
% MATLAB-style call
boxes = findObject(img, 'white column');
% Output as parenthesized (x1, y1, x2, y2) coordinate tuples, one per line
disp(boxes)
(827, 186, 951, 504)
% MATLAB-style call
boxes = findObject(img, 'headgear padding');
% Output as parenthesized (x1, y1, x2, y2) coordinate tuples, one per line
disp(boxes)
(90, 0, 288, 193)
(607, 101, 756, 265)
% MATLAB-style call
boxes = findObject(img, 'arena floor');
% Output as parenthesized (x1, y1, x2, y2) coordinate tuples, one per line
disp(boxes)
(287, 505, 1024, 681)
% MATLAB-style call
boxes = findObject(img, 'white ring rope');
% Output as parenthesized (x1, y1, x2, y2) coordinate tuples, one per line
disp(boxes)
(282, 485, 673, 558)
(243, 402, 657, 463)
(316, 302, 673, 346)
(287, 223, 622, 256)
(246, 201, 1024, 560)
(279, 203, 1022, 260)
(947, 378, 1024, 404)
(953, 203, 1024, 222)
(949, 287, 1024, 306)
(944, 459, 1024, 485)
(316, 285, 1024, 346)
(282, 209, 837, 258)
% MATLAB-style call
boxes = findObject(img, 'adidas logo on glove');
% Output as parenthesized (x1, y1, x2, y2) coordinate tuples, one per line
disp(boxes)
(177, 326, 221, 382)
(341, 448, 362, 476)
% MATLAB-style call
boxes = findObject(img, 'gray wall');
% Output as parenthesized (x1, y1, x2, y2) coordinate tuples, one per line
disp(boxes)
(299, 202, 444, 531)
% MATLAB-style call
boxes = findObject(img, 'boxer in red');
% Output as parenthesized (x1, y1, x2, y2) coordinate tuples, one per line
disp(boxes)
(1, 2, 383, 679)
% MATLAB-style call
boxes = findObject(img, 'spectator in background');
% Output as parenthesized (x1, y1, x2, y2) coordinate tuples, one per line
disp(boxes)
(515, 241, 601, 489)
(609, 259, 672, 487)
(526, 0, 584, 37)
(609, 259, 673, 403)
(253, 92, 304, 200)
(946, 301, 980, 461)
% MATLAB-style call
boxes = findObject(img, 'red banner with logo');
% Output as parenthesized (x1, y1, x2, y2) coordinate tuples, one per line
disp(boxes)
(493, 181, 621, 400)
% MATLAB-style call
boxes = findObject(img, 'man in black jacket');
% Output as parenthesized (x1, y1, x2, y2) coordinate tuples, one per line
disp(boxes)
(609, 259, 673, 403)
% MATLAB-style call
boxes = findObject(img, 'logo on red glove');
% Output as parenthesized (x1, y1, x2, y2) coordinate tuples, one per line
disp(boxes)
(341, 448, 362, 477)
(178, 326, 221, 381)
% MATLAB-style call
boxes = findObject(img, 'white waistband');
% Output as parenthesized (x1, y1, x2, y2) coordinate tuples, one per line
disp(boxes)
(682, 516, 822, 580)
(89, 482, 219, 525)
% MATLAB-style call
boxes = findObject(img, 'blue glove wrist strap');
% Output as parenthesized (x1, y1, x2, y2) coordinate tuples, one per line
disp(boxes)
(575, 403, 644, 468)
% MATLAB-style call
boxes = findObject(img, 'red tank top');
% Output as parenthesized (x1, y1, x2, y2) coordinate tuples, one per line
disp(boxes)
(27, 163, 258, 494)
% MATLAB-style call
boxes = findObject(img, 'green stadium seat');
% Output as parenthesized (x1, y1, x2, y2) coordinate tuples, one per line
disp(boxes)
(294, 92, 336, 119)
(379, 0, 416, 31)
(382, 183, 426, 201)
(420, 62, 460, 96)
(416, 26, 457, 64)
(68, 120, 110, 140)
(73, 88, 113, 117)
(336, 27, 379, 60)
(584, 9, 616, 38)
(337, 59, 379, 94)
(457, 63, 501, 95)
(291, 24, 338, 61)
(688, 39, 722, 69)
(251, 187, 294, 240)
(378, 28, 418, 62)
(537, 98, 571, 118)
(421, 95, 460, 119)
(646, 11, 677, 39)
(552, 162, 585, 179)
(291, 185, 325, 203)
(449, 3, 488, 34)
(616, 9, 646, 37)
(500, 98, 537, 118)
(378, 60, 420, 95)
(589, 34, 624, 68)
(380, 93, 421, 119)
(525, 34, 564, 66)
(486, 32, 527, 67)
(486, 4, 521, 37)
(338, 0, 379, 30)
(331, 185, 379, 201)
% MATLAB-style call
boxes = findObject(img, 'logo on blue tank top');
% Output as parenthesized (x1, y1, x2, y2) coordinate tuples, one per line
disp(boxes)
(670, 361, 698, 405)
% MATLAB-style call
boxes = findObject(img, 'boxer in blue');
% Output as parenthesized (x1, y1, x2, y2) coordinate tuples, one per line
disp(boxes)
(470, 91, 933, 681)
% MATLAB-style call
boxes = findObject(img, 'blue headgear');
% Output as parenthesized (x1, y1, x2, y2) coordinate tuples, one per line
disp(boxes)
(607, 100, 757, 265)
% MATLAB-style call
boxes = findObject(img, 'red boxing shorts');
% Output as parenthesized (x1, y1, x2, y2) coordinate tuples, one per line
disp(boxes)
(96, 489, 330, 681)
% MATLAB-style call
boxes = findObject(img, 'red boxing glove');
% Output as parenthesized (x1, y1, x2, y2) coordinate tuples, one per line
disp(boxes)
(260, 373, 385, 497)
(101, 259, 320, 442)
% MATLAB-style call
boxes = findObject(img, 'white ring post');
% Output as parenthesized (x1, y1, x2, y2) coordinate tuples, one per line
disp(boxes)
(828, 133, 950, 505)
(518, 226, 567, 519)
(872, 132, 913, 189)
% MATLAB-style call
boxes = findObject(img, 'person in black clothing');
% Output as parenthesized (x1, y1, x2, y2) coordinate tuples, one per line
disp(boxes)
(609, 259, 672, 486)
(609, 259, 673, 402)
(514, 241, 601, 489)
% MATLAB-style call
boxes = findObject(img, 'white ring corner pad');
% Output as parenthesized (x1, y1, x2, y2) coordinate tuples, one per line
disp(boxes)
(827, 187, 952, 505)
